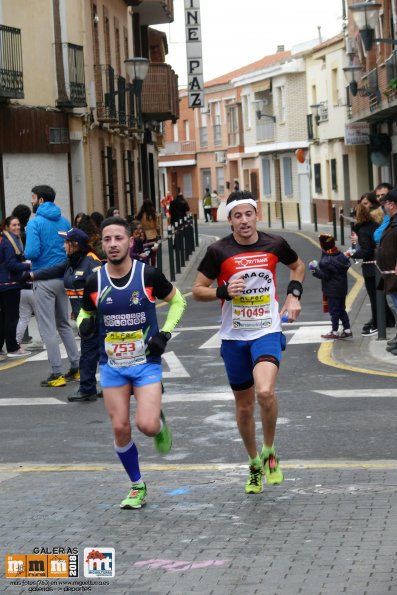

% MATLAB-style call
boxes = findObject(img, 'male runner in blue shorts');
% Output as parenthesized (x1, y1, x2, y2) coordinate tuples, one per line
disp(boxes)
(192, 191, 305, 494)
(77, 217, 186, 509)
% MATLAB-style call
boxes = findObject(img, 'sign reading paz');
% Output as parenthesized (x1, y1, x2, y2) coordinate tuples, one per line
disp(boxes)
(185, 0, 204, 108)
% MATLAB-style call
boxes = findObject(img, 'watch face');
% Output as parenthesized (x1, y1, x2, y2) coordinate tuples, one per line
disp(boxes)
(292, 289, 301, 297)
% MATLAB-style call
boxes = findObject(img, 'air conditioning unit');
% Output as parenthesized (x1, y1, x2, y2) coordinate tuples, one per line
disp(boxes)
(346, 37, 356, 55)
(215, 151, 226, 163)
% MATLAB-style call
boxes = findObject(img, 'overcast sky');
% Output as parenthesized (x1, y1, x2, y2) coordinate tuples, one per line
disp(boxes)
(156, 0, 345, 86)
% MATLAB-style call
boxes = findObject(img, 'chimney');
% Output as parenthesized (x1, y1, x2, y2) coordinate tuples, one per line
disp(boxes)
(277, 45, 285, 53)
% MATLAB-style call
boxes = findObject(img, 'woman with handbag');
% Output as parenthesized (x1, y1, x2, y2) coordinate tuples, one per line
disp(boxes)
(0, 215, 32, 357)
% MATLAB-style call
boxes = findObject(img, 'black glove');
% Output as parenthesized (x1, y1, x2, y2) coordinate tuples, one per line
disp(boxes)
(147, 331, 171, 357)
(79, 317, 96, 339)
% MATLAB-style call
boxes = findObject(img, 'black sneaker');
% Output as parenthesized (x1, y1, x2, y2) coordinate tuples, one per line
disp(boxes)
(361, 320, 373, 332)
(361, 326, 378, 336)
(68, 390, 97, 402)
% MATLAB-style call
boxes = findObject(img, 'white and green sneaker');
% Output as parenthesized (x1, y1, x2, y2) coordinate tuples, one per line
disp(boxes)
(153, 410, 172, 454)
(120, 482, 147, 509)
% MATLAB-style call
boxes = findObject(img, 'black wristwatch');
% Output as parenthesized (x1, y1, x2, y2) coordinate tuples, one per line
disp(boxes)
(162, 332, 171, 341)
(287, 280, 303, 301)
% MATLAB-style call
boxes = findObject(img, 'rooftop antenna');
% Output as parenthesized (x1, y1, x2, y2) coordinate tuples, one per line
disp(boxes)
(317, 26, 322, 44)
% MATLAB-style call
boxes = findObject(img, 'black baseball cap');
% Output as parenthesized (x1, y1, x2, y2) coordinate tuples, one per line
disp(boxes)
(58, 228, 89, 245)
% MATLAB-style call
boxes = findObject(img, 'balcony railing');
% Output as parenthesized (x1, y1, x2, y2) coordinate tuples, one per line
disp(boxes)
(55, 43, 86, 108)
(318, 101, 328, 123)
(256, 120, 275, 142)
(141, 63, 179, 122)
(124, 0, 174, 25)
(0, 25, 24, 99)
(162, 140, 196, 155)
(95, 64, 117, 123)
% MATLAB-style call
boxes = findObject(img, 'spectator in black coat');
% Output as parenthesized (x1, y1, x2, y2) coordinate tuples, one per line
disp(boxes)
(309, 234, 352, 340)
(169, 191, 189, 226)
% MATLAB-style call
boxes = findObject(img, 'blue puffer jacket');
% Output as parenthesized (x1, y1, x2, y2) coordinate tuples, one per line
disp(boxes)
(0, 232, 30, 292)
(312, 251, 350, 298)
(25, 202, 70, 271)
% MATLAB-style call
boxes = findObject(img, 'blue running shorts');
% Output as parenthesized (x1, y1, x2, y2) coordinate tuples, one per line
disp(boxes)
(100, 362, 162, 388)
(221, 332, 286, 390)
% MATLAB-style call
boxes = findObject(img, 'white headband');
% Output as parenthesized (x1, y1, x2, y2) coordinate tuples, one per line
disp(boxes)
(226, 198, 257, 216)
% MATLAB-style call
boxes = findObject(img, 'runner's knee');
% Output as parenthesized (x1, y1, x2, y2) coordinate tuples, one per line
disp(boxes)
(256, 387, 276, 409)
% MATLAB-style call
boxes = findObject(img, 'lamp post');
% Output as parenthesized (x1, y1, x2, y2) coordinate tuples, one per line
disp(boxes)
(342, 64, 364, 96)
(124, 57, 149, 129)
(349, 1, 397, 51)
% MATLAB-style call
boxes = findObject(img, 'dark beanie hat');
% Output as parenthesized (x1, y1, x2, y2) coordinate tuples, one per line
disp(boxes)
(319, 234, 336, 252)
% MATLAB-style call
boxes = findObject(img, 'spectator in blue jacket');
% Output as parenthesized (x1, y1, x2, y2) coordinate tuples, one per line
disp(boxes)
(25, 185, 80, 387)
(309, 234, 352, 340)
(0, 216, 31, 357)
(373, 182, 393, 244)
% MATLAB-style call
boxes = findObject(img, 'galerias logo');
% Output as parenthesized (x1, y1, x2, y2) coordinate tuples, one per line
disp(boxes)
(234, 255, 269, 269)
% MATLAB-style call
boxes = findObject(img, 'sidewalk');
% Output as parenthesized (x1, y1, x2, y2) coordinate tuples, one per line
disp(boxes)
(286, 222, 397, 377)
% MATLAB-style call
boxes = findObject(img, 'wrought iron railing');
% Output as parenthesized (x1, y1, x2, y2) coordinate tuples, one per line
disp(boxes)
(95, 64, 117, 122)
(55, 43, 86, 107)
(0, 24, 24, 99)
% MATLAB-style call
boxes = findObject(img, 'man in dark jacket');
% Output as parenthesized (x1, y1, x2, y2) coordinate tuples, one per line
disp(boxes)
(169, 191, 190, 226)
(310, 234, 352, 340)
(377, 189, 397, 351)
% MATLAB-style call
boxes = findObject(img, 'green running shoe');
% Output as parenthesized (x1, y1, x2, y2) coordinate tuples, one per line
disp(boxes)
(120, 482, 147, 509)
(263, 453, 284, 485)
(245, 465, 263, 494)
(153, 410, 172, 454)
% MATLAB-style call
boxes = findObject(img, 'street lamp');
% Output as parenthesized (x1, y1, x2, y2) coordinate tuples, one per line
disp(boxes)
(349, 1, 397, 51)
(124, 57, 150, 129)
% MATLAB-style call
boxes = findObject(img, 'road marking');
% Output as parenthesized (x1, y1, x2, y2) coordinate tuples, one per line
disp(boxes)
(162, 351, 190, 378)
(0, 460, 395, 473)
(288, 326, 331, 344)
(316, 389, 397, 398)
(318, 340, 397, 378)
(199, 326, 334, 349)
(0, 398, 65, 406)
(164, 391, 232, 402)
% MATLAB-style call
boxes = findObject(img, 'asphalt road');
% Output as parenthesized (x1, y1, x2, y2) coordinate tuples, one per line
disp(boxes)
(0, 224, 396, 466)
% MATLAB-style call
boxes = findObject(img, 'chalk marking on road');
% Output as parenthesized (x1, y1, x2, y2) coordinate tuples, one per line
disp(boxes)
(316, 389, 397, 398)
(0, 460, 396, 473)
(0, 398, 65, 406)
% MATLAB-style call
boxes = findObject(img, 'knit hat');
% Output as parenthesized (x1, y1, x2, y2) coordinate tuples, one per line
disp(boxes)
(319, 234, 337, 253)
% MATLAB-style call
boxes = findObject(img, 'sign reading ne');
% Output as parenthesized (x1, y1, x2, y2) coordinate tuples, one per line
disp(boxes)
(185, 0, 204, 108)
(344, 122, 370, 145)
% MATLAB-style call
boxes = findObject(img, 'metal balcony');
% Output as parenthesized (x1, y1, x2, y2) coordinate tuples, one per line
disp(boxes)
(162, 140, 196, 155)
(0, 25, 24, 99)
(55, 43, 86, 108)
(124, 0, 174, 25)
(141, 63, 179, 122)
(95, 64, 117, 123)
